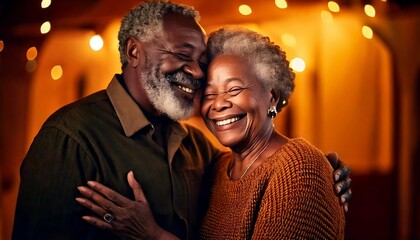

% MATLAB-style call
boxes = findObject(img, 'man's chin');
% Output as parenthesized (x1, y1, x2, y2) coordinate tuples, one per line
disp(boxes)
(164, 106, 195, 121)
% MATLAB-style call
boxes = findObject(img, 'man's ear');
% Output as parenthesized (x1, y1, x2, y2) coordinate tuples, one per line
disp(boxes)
(125, 37, 144, 68)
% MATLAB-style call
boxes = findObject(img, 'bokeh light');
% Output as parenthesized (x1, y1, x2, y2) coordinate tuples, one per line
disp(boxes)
(290, 57, 306, 72)
(328, 1, 340, 13)
(275, 0, 288, 9)
(89, 34, 104, 51)
(239, 4, 252, 15)
(364, 4, 376, 17)
(0, 40, 4, 52)
(40, 21, 51, 34)
(41, 0, 51, 8)
(51, 65, 63, 80)
(321, 10, 334, 23)
(362, 25, 374, 39)
(26, 47, 38, 60)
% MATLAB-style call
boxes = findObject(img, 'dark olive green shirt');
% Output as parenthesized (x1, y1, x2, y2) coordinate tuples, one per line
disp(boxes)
(12, 75, 224, 240)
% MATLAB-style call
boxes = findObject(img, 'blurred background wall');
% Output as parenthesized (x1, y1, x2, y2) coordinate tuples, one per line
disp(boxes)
(1, 0, 419, 239)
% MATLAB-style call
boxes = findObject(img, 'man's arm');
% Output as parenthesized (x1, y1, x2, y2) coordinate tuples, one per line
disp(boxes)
(13, 127, 98, 239)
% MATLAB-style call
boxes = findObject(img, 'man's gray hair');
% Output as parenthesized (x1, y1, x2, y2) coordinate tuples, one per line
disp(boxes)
(118, 1, 200, 68)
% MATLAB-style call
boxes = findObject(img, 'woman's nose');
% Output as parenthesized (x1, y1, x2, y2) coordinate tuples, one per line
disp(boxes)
(212, 93, 232, 111)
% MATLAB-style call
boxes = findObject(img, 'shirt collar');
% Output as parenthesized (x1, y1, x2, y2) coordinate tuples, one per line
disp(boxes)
(106, 74, 188, 138)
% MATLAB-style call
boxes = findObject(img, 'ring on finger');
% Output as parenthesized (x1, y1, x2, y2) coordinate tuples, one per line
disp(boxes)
(103, 213, 115, 223)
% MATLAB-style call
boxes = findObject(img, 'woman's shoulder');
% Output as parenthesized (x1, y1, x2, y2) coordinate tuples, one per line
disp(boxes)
(270, 138, 333, 177)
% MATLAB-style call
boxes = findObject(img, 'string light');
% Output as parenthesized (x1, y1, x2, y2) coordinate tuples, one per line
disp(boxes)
(89, 34, 104, 51)
(362, 26, 374, 39)
(51, 65, 63, 80)
(239, 4, 252, 15)
(328, 1, 340, 13)
(41, 0, 51, 8)
(275, 0, 288, 9)
(26, 47, 38, 60)
(290, 58, 306, 72)
(364, 4, 376, 17)
(40, 21, 51, 34)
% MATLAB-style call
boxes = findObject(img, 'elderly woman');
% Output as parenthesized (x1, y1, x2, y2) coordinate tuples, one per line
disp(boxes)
(76, 27, 346, 239)
(198, 27, 345, 239)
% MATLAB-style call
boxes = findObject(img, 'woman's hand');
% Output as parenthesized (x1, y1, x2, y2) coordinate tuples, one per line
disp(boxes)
(326, 152, 352, 213)
(76, 171, 178, 240)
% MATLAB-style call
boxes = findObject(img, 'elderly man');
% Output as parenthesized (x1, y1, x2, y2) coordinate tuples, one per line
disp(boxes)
(12, 1, 351, 239)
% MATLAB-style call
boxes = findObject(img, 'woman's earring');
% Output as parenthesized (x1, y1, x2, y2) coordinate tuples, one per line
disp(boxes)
(267, 107, 277, 118)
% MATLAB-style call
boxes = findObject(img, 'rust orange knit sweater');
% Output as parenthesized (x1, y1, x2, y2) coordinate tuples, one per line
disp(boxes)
(200, 138, 345, 239)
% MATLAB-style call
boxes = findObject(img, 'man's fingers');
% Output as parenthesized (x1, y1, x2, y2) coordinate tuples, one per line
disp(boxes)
(334, 163, 350, 182)
(75, 197, 107, 217)
(81, 215, 113, 230)
(335, 177, 352, 195)
(343, 202, 349, 214)
(87, 181, 130, 207)
(326, 152, 339, 169)
(127, 171, 147, 203)
(340, 188, 352, 205)
(77, 186, 118, 212)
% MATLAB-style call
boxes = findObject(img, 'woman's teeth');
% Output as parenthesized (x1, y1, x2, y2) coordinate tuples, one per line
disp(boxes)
(177, 85, 194, 94)
(215, 117, 240, 126)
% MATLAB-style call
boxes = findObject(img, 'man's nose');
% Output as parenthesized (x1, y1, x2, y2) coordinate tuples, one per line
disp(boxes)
(183, 60, 204, 80)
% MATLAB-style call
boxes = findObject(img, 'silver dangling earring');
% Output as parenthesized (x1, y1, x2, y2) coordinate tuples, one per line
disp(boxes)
(267, 106, 277, 118)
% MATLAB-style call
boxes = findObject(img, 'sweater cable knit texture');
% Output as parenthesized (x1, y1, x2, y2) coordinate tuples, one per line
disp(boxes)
(200, 138, 345, 239)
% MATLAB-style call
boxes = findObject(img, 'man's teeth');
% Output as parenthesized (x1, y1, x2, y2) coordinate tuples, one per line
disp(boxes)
(177, 85, 194, 94)
(215, 117, 240, 126)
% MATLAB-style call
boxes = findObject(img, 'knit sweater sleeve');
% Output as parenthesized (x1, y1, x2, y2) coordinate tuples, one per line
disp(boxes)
(251, 140, 345, 239)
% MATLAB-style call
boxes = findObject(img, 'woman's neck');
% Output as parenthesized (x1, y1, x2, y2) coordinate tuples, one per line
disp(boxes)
(229, 130, 288, 179)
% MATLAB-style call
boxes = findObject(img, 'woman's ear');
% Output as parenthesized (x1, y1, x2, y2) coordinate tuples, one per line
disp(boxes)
(125, 37, 144, 68)
(270, 89, 280, 106)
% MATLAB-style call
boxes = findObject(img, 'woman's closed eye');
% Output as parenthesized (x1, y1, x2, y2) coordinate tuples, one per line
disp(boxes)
(203, 86, 247, 100)
(203, 92, 217, 100)
(226, 86, 246, 96)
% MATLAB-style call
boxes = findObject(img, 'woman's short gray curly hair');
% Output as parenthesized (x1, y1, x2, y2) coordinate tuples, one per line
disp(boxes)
(207, 27, 295, 111)
(118, 1, 200, 68)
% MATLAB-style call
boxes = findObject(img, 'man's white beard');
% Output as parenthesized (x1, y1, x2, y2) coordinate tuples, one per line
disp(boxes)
(140, 60, 196, 121)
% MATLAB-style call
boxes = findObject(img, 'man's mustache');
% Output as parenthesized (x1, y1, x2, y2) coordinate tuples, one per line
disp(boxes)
(166, 71, 202, 89)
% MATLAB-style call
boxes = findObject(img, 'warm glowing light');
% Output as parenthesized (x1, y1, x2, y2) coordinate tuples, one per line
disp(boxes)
(51, 65, 63, 80)
(90, 34, 104, 51)
(26, 47, 38, 60)
(290, 58, 306, 72)
(239, 4, 252, 15)
(0, 40, 4, 52)
(281, 33, 296, 47)
(328, 1, 340, 13)
(40, 21, 51, 34)
(41, 0, 51, 8)
(364, 4, 376, 17)
(362, 26, 374, 39)
(321, 10, 333, 23)
(381, 0, 387, 2)
(26, 60, 37, 73)
(275, 0, 288, 9)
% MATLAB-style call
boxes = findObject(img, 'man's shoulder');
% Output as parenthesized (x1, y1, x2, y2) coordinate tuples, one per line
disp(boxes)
(43, 90, 111, 128)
